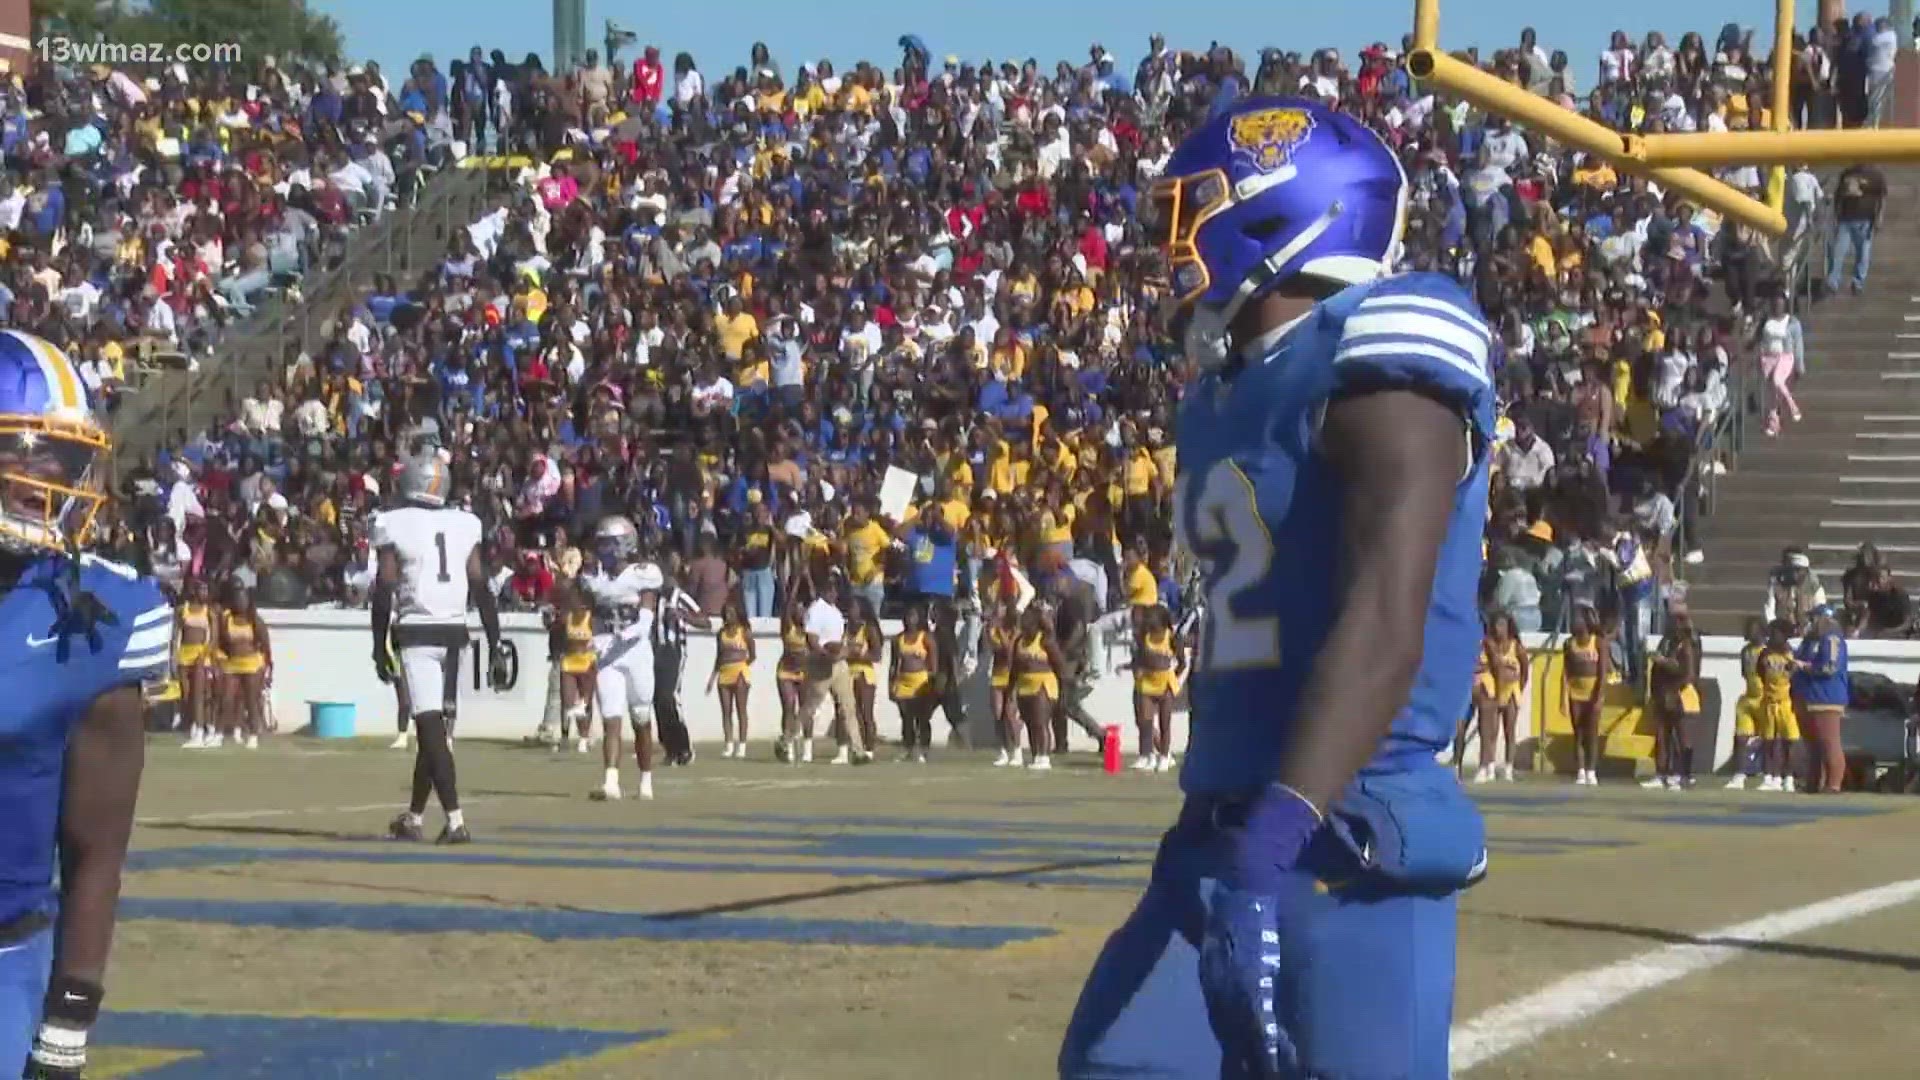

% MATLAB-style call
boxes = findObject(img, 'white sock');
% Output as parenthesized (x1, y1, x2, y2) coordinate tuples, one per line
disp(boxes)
(403, 811, 423, 827)
(603, 768, 619, 789)
(446, 809, 465, 829)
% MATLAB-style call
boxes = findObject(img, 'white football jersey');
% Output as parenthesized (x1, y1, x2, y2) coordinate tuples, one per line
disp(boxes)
(580, 562, 663, 638)
(374, 505, 484, 625)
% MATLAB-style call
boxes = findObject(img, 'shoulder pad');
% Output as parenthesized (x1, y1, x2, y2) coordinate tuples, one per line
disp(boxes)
(1329, 272, 1495, 431)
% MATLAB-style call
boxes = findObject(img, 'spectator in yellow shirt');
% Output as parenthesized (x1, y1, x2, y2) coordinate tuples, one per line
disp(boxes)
(716, 294, 759, 360)
(842, 498, 893, 611)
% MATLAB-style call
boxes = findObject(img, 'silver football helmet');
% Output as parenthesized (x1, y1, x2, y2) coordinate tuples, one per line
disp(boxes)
(594, 514, 642, 562)
(399, 455, 450, 508)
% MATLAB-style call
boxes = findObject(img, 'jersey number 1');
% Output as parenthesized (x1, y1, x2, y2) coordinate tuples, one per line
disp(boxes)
(1179, 460, 1281, 673)
(434, 532, 451, 583)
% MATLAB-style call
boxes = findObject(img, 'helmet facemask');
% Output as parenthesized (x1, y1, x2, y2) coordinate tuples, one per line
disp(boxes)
(0, 418, 107, 554)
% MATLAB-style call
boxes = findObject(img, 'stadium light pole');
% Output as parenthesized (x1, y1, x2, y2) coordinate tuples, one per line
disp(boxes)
(1405, 48, 1789, 234)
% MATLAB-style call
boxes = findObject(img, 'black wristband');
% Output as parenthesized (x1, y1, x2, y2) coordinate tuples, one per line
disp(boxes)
(43, 976, 102, 1027)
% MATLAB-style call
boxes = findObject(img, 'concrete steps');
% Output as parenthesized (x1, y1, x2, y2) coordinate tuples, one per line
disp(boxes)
(1695, 187, 1920, 637)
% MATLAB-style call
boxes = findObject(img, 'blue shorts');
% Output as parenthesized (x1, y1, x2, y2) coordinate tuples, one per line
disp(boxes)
(1059, 805, 1460, 1078)
(0, 923, 52, 1076)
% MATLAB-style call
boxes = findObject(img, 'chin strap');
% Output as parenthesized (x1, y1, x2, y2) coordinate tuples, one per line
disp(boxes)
(1185, 201, 1348, 371)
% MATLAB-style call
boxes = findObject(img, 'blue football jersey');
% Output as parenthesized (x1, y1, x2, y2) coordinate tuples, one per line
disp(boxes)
(1176, 272, 1494, 797)
(0, 554, 171, 924)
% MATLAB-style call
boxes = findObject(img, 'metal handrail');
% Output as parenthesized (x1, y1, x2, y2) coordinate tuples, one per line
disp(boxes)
(110, 167, 498, 468)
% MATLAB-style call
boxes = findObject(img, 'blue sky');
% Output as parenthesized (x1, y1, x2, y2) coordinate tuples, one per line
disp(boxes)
(321, 0, 1802, 83)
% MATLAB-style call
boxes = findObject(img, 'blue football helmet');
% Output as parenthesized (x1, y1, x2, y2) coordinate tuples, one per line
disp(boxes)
(0, 330, 107, 553)
(1145, 96, 1410, 366)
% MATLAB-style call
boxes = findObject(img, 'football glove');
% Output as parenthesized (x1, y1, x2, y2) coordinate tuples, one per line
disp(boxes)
(372, 647, 396, 684)
(1196, 784, 1323, 1079)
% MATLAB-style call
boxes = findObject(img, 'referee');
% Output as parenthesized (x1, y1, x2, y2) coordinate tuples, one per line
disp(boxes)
(654, 562, 698, 766)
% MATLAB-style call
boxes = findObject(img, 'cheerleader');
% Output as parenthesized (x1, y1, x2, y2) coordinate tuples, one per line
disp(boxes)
(984, 597, 1021, 766)
(1561, 604, 1610, 785)
(1130, 604, 1183, 773)
(1012, 601, 1064, 771)
(1476, 612, 1528, 783)
(1725, 617, 1767, 789)
(216, 584, 273, 750)
(775, 596, 809, 762)
(555, 581, 598, 753)
(1645, 608, 1702, 790)
(175, 578, 221, 749)
(845, 597, 883, 755)
(708, 600, 756, 757)
(1757, 619, 1802, 792)
(890, 602, 940, 763)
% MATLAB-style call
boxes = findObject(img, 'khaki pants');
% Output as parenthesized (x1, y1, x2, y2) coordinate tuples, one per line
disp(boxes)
(801, 659, 865, 754)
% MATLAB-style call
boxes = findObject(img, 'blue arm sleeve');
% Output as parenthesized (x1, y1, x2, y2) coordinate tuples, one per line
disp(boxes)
(1331, 272, 1496, 436)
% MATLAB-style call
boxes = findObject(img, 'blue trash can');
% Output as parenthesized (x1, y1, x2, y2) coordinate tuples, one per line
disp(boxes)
(310, 702, 356, 739)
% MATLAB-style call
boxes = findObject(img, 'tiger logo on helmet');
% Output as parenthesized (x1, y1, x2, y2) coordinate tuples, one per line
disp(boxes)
(0, 330, 109, 553)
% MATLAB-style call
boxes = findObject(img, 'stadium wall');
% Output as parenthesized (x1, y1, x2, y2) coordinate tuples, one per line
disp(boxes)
(256, 609, 1172, 752)
(250, 614, 1919, 775)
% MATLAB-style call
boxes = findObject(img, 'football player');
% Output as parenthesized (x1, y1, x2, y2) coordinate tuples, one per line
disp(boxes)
(579, 515, 663, 801)
(0, 330, 171, 1079)
(372, 456, 506, 845)
(1058, 98, 1492, 1079)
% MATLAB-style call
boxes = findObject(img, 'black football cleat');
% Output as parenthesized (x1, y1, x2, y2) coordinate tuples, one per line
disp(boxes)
(436, 824, 472, 846)
(388, 814, 424, 842)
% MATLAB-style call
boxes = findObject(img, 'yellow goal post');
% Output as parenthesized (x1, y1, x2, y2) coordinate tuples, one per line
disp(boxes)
(1407, 0, 1920, 236)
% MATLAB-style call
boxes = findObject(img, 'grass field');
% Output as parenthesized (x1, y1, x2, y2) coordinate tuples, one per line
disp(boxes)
(85, 737, 1920, 1078)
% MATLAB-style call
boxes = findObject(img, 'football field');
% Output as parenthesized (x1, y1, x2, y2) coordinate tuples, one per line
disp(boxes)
(88, 738, 1920, 1078)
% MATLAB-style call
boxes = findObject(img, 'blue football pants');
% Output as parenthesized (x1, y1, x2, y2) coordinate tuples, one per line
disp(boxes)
(0, 926, 52, 1076)
(1059, 828, 1458, 1079)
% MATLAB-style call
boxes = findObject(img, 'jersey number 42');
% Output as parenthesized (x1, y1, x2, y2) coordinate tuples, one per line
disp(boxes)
(1175, 459, 1281, 674)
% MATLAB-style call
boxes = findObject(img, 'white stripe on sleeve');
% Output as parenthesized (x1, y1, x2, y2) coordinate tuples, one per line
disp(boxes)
(1340, 310, 1492, 373)
(124, 625, 173, 655)
(1333, 340, 1492, 386)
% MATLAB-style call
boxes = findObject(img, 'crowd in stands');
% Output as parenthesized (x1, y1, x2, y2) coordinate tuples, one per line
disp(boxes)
(59, 20, 1878, 666)
(0, 51, 443, 422)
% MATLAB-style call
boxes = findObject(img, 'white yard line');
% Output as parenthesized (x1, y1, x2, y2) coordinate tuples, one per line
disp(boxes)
(135, 801, 423, 825)
(1452, 877, 1920, 1072)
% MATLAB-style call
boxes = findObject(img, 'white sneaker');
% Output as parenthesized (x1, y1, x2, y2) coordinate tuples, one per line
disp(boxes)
(1472, 765, 1494, 784)
(576, 738, 590, 754)
(182, 731, 207, 749)
(389, 732, 411, 750)
(1758, 776, 1782, 792)
(830, 748, 852, 766)
(1725, 775, 1748, 790)
(590, 783, 622, 802)
(1641, 776, 1669, 790)
(1028, 755, 1053, 772)
(1782, 777, 1797, 793)
(993, 749, 1014, 767)
(912, 750, 928, 764)
(1498, 763, 1516, 782)
(638, 773, 654, 800)
(800, 741, 814, 764)
(1579, 770, 1598, 786)
(244, 734, 260, 750)
(1155, 755, 1176, 773)
(1131, 755, 1157, 772)
(204, 733, 225, 749)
